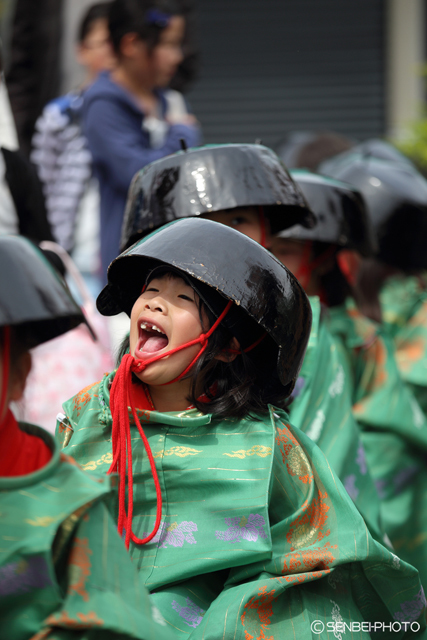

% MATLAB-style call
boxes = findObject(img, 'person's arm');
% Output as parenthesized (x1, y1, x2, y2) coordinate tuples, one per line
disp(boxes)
(84, 97, 200, 194)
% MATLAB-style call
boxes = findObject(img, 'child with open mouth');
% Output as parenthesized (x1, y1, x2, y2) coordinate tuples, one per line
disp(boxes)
(57, 218, 426, 638)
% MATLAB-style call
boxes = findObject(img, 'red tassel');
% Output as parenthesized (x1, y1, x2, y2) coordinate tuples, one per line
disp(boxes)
(107, 300, 233, 549)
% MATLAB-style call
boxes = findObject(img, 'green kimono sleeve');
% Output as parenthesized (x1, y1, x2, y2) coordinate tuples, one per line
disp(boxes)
(35, 501, 176, 640)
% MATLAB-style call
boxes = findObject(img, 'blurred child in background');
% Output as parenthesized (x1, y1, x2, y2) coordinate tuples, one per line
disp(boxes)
(83, 0, 200, 283)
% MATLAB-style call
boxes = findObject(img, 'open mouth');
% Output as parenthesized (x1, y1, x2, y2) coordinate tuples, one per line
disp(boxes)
(135, 320, 169, 358)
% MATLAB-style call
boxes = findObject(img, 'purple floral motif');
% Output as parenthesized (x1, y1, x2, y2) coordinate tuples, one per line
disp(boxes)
(0, 556, 52, 597)
(344, 475, 359, 501)
(355, 442, 367, 475)
(142, 520, 197, 548)
(215, 514, 267, 543)
(172, 597, 205, 628)
(394, 588, 427, 623)
(374, 478, 387, 500)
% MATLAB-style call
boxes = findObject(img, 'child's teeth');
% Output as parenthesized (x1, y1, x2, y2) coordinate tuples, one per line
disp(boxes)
(141, 323, 147, 330)
(152, 325, 158, 331)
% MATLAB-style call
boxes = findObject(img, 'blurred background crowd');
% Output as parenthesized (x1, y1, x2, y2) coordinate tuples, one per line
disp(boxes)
(0, 0, 427, 429)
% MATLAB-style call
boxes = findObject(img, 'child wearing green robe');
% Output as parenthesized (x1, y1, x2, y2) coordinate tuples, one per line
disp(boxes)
(58, 218, 426, 638)
(272, 169, 427, 591)
(0, 236, 176, 640)
(319, 151, 427, 415)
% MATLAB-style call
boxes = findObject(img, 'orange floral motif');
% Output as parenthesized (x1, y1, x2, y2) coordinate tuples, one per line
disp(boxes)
(241, 586, 276, 640)
(283, 542, 337, 579)
(363, 335, 387, 390)
(45, 610, 103, 629)
(68, 537, 93, 601)
(134, 408, 152, 423)
(72, 382, 99, 417)
(286, 491, 330, 550)
(275, 424, 313, 484)
(60, 453, 80, 467)
(396, 337, 425, 371)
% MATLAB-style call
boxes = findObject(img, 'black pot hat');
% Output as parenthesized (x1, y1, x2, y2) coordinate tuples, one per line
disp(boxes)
(321, 139, 414, 171)
(98, 218, 312, 387)
(120, 143, 315, 250)
(277, 170, 377, 257)
(0, 235, 85, 347)
(319, 153, 427, 271)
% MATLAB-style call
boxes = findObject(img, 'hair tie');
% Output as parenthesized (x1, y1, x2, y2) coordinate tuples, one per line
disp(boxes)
(145, 9, 171, 28)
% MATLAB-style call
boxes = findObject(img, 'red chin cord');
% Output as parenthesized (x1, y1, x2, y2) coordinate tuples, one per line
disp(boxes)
(0, 327, 10, 425)
(108, 300, 233, 549)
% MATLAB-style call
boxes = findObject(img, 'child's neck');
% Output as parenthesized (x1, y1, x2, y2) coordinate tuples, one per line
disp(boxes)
(111, 66, 157, 113)
(148, 379, 194, 413)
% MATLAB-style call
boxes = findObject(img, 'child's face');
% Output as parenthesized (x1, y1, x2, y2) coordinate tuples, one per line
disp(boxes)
(202, 207, 271, 247)
(271, 237, 307, 278)
(129, 273, 205, 386)
(271, 237, 322, 296)
(151, 16, 185, 87)
(77, 18, 115, 80)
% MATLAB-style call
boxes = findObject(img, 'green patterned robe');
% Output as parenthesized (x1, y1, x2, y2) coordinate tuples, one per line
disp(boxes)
(0, 423, 176, 640)
(56, 375, 427, 639)
(328, 301, 427, 590)
(289, 297, 384, 543)
(381, 275, 427, 413)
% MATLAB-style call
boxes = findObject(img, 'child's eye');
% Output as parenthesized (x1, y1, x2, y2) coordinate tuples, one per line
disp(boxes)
(146, 287, 159, 293)
(231, 216, 248, 226)
(178, 294, 195, 302)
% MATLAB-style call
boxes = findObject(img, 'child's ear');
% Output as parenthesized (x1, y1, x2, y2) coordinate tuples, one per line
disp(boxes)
(336, 250, 362, 287)
(215, 337, 240, 363)
(120, 32, 147, 58)
(9, 352, 32, 403)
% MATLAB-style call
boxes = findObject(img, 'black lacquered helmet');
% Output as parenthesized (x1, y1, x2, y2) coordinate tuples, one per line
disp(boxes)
(329, 139, 414, 169)
(0, 235, 85, 347)
(120, 143, 315, 250)
(319, 153, 427, 271)
(277, 170, 377, 257)
(98, 218, 312, 387)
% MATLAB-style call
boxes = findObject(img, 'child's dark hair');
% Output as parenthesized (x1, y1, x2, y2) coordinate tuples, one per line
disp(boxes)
(78, 2, 112, 43)
(1, 326, 34, 376)
(108, 0, 180, 55)
(116, 294, 290, 420)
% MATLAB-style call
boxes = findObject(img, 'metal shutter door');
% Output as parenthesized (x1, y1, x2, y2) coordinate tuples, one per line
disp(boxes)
(188, 0, 385, 146)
